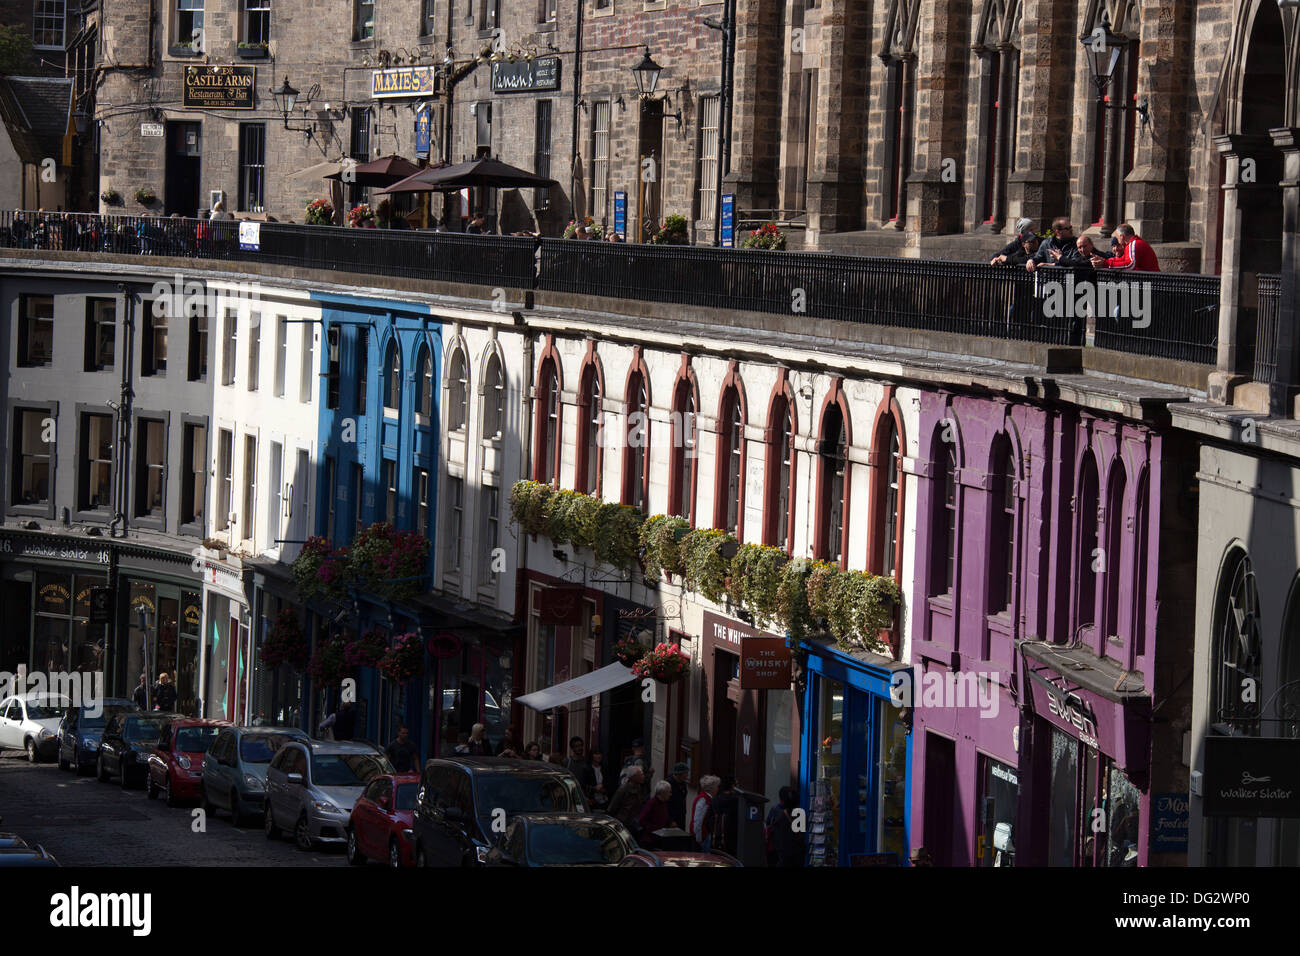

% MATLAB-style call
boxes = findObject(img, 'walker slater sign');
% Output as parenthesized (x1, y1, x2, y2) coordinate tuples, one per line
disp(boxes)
(491, 56, 561, 93)
(183, 65, 256, 109)
(1202, 736, 1300, 817)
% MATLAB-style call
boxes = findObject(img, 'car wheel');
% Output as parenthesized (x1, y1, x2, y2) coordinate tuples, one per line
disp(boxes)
(57, 748, 69, 771)
(415, 844, 428, 868)
(26, 738, 38, 763)
(120, 764, 134, 789)
(294, 813, 314, 852)
(346, 828, 365, 866)
(96, 755, 109, 782)
(229, 790, 244, 826)
(264, 804, 281, 840)
(146, 773, 159, 799)
(389, 839, 402, 869)
(74, 747, 89, 776)
(164, 773, 180, 807)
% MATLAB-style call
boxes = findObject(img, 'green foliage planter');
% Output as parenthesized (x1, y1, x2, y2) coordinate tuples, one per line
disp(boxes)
(680, 529, 737, 604)
(546, 489, 600, 549)
(726, 544, 788, 630)
(291, 537, 347, 604)
(510, 480, 554, 536)
(640, 515, 691, 581)
(588, 502, 643, 571)
(802, 561, 901, 653)
(776, 560, 815, 640)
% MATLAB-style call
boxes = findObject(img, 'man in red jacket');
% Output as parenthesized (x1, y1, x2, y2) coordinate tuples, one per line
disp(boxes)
(1091, 223, 1160, 272)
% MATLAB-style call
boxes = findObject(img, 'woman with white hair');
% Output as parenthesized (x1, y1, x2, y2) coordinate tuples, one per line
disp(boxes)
(637, 779, 674, 846)
(467, 722, 494, 756)
(690, 775, 721, 851)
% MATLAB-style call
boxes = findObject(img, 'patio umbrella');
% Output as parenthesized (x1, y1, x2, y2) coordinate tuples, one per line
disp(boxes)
(325, 154, 425, 187)
(289, 156, 349, 182)
(377, 156, 558, 194)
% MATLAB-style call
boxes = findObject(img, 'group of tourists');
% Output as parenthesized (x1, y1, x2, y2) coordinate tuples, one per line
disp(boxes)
(990, 216, 1161, 273)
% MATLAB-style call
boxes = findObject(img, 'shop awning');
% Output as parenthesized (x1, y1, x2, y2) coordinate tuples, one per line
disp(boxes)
(516, 662, 638, 712)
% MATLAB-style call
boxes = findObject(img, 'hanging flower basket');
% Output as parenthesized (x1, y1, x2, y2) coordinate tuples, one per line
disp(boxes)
(260, 609, 308, 670)
(348, 203, 375, 227)
(379, 632, 425, 684)
(640, 514, 691, 582)
(613, 636, 646, 668)
(291, 536, 348, 603)
(133, 186, 157, 205)
(343, 628, 390, 669)
(632, 642, 690, 685)
(348, 522, 430, 600)
(308, 635, 348, 687)
(305, 198, 334, 225)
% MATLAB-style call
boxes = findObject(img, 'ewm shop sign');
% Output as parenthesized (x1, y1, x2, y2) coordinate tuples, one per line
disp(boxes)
(1202, 736, 1300, 818)
(491, 56, 561, 93)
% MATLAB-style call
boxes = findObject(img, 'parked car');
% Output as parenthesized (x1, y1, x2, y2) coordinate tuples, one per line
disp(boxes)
(484, 813, 637, 867)
(618, 849, 743, 867)
(145, 718, 231, 807)
(57, 699, 139, 774)
(264, 740, 393, 850)
(97, 712, 175, 788)
(201, 726, 310, 825)
(346, 772, 421, 867)
(0, 693, 71, 762)
(0, 837, 58, 867)
(412, 757, 589, 868)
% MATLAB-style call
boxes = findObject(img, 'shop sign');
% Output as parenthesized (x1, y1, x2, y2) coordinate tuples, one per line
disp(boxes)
(702, 611, 791, 689)
(1202, 736, 1300, 818)
(490, 56, 561, 93)
(0, 535, 109, 565)
(538, 585, 584, 626)
(371, 66, 436, 99)
(1151, 793, 1189, 851)
(38, 582, 70, 612)
(89, 587, 113, 626)
(1028, 670, 1100, 750)
(415, 107, 431, 158)
(182, 65, 256, 110)
(202, 559, 246, 603)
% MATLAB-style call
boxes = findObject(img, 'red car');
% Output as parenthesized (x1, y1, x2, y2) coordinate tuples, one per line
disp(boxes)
(146, 718, 231, 807)
(347, 772, 421, 868)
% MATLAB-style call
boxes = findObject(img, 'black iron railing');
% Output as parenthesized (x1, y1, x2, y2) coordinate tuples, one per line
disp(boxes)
(1254, 273, 1282, 384)
(0, 209, 1223, 365)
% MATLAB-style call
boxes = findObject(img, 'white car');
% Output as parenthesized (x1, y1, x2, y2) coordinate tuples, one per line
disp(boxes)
(0, 694, 71, 763)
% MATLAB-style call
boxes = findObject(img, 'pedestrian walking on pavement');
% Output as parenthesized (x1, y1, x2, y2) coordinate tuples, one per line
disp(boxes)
(637, 780, 674, 847)
(153, 672, 177, 712)
(690, 775, 720, 852)
(132, 674, 149, 710)
(609, 765, 647, 836)
(385, 725, 419, 773)
(667, 762, 690, 829)
(467, 723, 494, 756)
(332, 701, 356, 741)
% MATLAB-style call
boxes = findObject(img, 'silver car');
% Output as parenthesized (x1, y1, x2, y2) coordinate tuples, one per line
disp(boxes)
(263, 740, 393, 851)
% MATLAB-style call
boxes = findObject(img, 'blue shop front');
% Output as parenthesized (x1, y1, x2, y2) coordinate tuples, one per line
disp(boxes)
(798, 637, 912, 866)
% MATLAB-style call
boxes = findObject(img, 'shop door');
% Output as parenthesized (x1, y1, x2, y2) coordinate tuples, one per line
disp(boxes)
(923, 733, 955, 866)
(711, 649, 739, 781)
(165, 122, 202, 217)
(157, 597, 179, 690)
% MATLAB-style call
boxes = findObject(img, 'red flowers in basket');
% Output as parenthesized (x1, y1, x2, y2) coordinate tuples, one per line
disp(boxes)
(631, 642, 690, 684)
(379, 632, 424, 684)
(613, 637, 644, 668)
(343, 628, 389, 669)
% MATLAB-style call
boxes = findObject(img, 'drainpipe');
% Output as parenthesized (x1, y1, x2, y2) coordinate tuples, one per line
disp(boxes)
(111, 282, 135, 538)
(569, 0, 585, 222)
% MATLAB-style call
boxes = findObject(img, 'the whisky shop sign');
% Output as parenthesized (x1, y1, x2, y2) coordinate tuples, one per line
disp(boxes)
(183, 65, 256, 109)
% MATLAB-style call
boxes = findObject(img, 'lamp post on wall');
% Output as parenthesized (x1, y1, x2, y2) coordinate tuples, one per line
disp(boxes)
(1078, 12, 1148, 124)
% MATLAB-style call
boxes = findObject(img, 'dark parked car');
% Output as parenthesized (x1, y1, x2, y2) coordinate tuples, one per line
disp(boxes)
(346, 772, 421, 867)
(57, 699, 139, 775)
(484, 813, 637, 867)
(201, 726, 310, 825)
(618, 849, 743, 867)
(412, 757, 589, 868)
(97, 713, 175, 788)
(146, 718, 231, 806)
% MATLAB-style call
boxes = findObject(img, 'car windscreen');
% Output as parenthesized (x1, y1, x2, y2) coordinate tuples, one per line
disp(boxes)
(26, 700, 69, 719)
(475, 775, 585, 814)
(394, 782, 419, 810)
(175, 727, 221, 752)
(310, 753, 390, 787)
(123, 718, 165, 743)
(81, 706, 133, 731)
(239, 734, 300, 764)
(526, 822, 628, 866)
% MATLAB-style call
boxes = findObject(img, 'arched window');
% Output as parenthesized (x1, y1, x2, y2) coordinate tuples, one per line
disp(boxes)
(817, 402, 848, 563)
(446, 348, 466, 429)
(1103, 465, 1128, 656)
(871, 410, 904, 578)
(668, 376, 697, 521)
(482, 354, 504, 441)
(535, 357, 560, 485)
(577, 363, 603, 495)
(1211, 549, 1261, 736)
(988, 439, 1017, 613)
(1132, 472, 1149, 662)
(764, 395, 796, 551)
(1280, 578, 1300, 740)
(1075, 452, 1100, 634)
(623, 370, 649, 511)
(384, 340, 401, 412)
(931, 441, 958, 596)
(716, 386, 744, 535)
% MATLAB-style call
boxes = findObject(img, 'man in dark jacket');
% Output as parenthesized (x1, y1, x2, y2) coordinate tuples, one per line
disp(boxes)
(667, 762, 690, 829)
(1026, 218, 1084, 272)
(132, 674, 149, 710)
(769, 786, 806, 867)
(564, 736, 597, 799)
(706, 776, 740, 854)
(608, 765, 647, 836)
(332, 701, 356, 741)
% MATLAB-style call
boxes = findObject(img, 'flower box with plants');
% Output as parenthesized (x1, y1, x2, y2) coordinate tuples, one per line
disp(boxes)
(680, 529, 737, 604)
(100, 189, 122, 206)
(260, 609, 309, 670)
(308, 635, 348, 687)
(305, 198, 334, 225)
(510, 480, 554, 537)
(344, 628, 390, 669)
(134, 186, 157, 206)
(586, 502, 643, 571)
(640, 514, 691, 582)
(545, 488, 600, 550)
(237, 41, 269, 57)
(632, 642, 690, 684)
(563, 216, 603, 239)
(740, 222, 786, 250)
(649, 214, 689, 245)
(726, 543, 789, 630)
(613, 636, 646, 668)
(348, 203, 376, 228)
(348, 522, 430, 601)
(379, 632, 425, 683)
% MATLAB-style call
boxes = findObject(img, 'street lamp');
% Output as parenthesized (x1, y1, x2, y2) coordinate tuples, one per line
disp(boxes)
(270, 76, 317, 140)
(137, 604, 155, 711)
(632, 47, 663, 98)
(1079, 12, 1148, 124)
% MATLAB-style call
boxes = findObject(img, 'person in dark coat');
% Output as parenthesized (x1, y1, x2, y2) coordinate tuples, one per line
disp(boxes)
(637, 780, 674, 848)
(467, 723, 494, 756)
(332, 701, 356, 741)
(706, 776, 740, 855)
(768, 786, 806, 867)
(609, 765, 647, 833)
(1026, 218, 1085, 272)
(132, 674, 149, 710)
(667, 762, 690, 829)
(564, 736, 597, 799)
(152, 672, 178, 711)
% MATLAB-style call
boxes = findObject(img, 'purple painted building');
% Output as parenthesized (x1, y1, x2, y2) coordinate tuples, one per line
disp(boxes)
(908, 390, 1196, 867)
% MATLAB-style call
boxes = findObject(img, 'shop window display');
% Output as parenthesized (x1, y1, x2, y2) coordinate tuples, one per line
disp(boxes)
(878, 700, 908, 861)
(979, 756, 1018, 866)
(810, 677, 844, 866)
